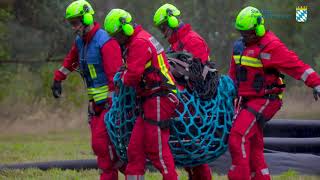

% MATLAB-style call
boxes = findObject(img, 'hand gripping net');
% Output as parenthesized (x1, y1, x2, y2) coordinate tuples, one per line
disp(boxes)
(105, 73, 235, 167)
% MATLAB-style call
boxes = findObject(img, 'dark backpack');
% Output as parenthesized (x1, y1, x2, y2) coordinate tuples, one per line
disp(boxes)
(167, 52, 219, 100)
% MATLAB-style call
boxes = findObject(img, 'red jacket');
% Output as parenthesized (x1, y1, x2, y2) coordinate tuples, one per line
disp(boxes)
(54, 23, 123, 92)
(121, 26, 176, 96)
(229, 31, 320, 97)
(168, 24, 210, 63)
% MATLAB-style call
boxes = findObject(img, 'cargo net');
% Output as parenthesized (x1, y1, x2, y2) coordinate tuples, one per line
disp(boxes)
(105, 73, 235, 167)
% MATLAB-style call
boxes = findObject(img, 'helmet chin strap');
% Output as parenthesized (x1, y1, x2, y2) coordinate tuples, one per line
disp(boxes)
(74, 24, 90, 37)
(163, 27, 172, 39)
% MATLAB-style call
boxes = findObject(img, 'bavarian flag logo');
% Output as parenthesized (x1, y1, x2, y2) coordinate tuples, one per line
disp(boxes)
(296, 6, 308, 23)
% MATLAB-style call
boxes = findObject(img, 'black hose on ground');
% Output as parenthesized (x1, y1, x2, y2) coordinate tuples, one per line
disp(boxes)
(0, 159, 97, 171)
(1, 120, 320, 172)
(264, 119, 320, 138)
(264, 137, 320, 154)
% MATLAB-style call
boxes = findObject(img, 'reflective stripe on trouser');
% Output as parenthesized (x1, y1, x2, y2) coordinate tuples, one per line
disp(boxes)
(90, 109, 119, 180)
(126, 96, 178, 180)
(228, 98, 281, 180)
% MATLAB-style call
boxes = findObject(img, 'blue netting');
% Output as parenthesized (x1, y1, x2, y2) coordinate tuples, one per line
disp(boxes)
(105, 74, 235, 167)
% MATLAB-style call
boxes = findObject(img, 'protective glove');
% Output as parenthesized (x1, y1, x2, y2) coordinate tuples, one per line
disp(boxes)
(51, 80, 62, 98)
(313, 87, 320, 101)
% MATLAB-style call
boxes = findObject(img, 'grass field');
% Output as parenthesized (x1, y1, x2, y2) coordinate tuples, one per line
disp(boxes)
(0, 129, 319, 180)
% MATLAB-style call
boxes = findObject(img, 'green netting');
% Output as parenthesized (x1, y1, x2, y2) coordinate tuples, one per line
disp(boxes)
(105, 73, 235, 167)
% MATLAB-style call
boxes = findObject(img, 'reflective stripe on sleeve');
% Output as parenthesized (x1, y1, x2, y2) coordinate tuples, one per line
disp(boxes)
(59, 66, 71, 75)
(301, 68, 315, 82)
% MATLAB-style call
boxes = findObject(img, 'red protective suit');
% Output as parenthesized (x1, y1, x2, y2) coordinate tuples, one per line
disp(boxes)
(121, 26, 178, 180)
(228, 31, 320, 180)
(169, 24, 210, 63)
(53, 23, 124, 180)
(168, 23, 212, 180)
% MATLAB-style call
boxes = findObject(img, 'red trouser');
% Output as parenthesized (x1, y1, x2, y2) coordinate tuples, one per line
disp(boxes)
(126, 96, 178, 180)
(185, 164, 212, 180)
(228, 98, 282, 180)
(90, 109, 125, 180)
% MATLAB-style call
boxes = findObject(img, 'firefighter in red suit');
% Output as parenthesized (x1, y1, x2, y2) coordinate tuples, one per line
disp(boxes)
(104, 9, 179, 180)
(228, 6, 320, 180)
(153, 4, 212, 180)
(51, 1, 124, 179)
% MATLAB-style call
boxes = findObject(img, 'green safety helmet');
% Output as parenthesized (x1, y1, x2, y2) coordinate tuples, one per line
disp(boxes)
(235, 6, 265, 37)
(65, 0, 95, 26)
(153, 3, 181, 28)
(104, 9, 134, 36)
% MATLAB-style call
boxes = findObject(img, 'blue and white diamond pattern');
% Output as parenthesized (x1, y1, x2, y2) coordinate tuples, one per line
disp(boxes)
(296, 8, 307, 22)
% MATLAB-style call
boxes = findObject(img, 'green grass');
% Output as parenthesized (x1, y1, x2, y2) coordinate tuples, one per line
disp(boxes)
(0, 130, 319, 179)
(1, 169, 320, 180)
(0, 129, 93, 164)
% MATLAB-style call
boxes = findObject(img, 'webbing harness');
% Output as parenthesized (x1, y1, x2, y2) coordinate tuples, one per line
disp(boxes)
(140, 61, 178, 128)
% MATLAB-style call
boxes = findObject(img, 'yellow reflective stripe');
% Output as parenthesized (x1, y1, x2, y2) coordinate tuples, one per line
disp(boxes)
(157, 54, 174, 85)
(87, 86, 110, 102)
(87, 86, 109, 95)
(93, 93, 108, 102)
(88, 64, 97, 79)
(279, 77, 284, 85)
(157, 54, 177, 93)
(88, 87, 108, 94)
(278, 77, 285, 99)
(233, 55, 263, 68)
(278, 93, 284, 99)
(145, 61, 152, 69)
